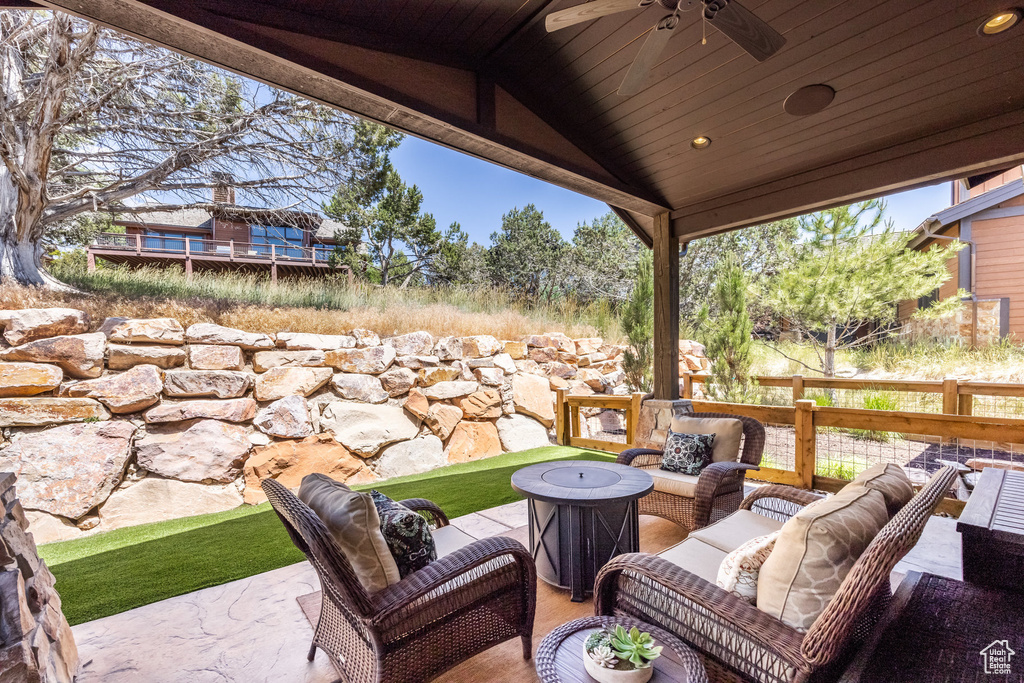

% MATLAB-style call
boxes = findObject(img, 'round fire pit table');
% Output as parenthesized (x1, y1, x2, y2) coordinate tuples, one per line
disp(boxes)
(511, 460, 653, 602)
(536, 615, 707, 683)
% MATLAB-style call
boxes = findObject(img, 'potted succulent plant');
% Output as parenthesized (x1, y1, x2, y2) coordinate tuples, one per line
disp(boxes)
(582, 625, 663, 683)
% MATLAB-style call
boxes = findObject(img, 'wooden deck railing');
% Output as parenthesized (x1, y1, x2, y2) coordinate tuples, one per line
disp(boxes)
(682, 372, 1024, 418)
(554, 389, 644, 454)
(689, 398, 1024, 516)
(91, 232, 337, 264)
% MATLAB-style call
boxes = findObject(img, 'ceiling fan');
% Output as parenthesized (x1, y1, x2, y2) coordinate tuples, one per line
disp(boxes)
(546, 0, 786, 96)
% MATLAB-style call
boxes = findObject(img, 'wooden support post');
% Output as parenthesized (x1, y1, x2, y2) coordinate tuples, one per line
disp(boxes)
(942, 377, 959, 415)
(86, 251, 96, 273)
(652, 212, 679, 400)
(681, 372, 693, 399)
(184, 239, 192, 280)
(555, 389, 569, 446)
(229, 239, 235, 261)
(942, 376, 959, 445)
(958, 392, 974, 417)
(794, 399, 816, 489)
(792, 374, 805, 402)
(271, 262, 278, 284)
(627, 392, 643, 447)
(134, 233, 141, 255)
(570, 403, 581, 440)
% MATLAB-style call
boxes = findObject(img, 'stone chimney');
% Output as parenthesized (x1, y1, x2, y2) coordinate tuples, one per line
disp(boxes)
(211, 173, 235, 204)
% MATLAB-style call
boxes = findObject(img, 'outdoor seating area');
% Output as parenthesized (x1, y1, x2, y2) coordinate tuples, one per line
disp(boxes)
(52, 408, 999, 683)
(66, 464, 969, 683)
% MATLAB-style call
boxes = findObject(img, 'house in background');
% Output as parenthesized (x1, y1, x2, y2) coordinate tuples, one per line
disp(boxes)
(899, 166, 1024, 345)
(87, 183, 351, 282)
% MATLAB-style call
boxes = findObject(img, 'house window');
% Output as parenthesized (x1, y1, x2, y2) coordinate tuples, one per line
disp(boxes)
(250, 225, 304, 258)
(918, 288, 939, 310)
(144, 231, 185, 252)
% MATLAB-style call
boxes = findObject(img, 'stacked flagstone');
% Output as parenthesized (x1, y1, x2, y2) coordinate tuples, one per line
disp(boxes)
(0, 308, 709, 542)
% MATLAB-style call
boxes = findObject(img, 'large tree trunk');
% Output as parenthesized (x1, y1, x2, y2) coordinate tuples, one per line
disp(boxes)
(0, 171, 64, 288)
(0, 14, 75, 290)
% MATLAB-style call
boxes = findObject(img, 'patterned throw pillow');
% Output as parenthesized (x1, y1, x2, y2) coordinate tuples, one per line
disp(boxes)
(370, 490, 437, 578)
(661, 432, 716, 475)
(717, 531, 780, 603)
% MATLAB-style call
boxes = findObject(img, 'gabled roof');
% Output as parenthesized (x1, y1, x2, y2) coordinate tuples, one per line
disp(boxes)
(115, 208, 213, 230)
(910, 178, 1024, 248)
(113, 202, 348, 242)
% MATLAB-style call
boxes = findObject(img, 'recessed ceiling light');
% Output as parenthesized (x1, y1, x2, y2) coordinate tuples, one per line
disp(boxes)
(979, 8, 1021, 35)
(691, 136, 711, 150)
(784, 84, 836, 116)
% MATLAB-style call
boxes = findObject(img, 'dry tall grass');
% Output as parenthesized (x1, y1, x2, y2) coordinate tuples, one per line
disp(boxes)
(7, 266, 622, 341)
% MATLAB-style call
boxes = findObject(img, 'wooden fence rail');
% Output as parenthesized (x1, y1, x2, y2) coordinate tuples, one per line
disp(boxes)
(682, 373, 1024, 418)
(691, 398, 1024, 516)
(554, 389, 644, 454)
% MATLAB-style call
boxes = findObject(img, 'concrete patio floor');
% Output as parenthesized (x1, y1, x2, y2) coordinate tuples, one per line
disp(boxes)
(71, 500, 963, 683)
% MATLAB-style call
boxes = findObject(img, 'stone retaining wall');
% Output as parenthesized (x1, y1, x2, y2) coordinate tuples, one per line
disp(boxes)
(0, 308, 709, 543)
(0, 472, 77, 682)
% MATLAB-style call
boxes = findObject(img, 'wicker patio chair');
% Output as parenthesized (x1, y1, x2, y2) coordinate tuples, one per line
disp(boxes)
(262, 479, 537, 683)
(617, 412, 765, 532)
(593, 465, 958, 683)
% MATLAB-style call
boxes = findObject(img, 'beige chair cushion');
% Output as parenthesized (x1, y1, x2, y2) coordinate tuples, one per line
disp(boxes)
(649, 470, 699, 498)
(658, 538, 728, 584)
(431, 524, 476, 558)
(717, 531, 780, 603)
(844, 463, 914, 518)
(757, 486, 888, 631)
(670, 416, 743, 463)
(688, 509, 785, 553)
(298, 473, 401, 594)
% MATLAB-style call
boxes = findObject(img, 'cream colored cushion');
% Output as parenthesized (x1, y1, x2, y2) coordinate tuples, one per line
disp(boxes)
(648, 470, 699, 498)
(688, 509, 785, 553)
(757, 486, 888, 631)
(298, 473, 401, 594)
(670, 416, 743, 463)
(658, 538, 728, 584)
(431, 524, 476, 558)
(717, 531, 780, 603)
(844, 463, 914, 518)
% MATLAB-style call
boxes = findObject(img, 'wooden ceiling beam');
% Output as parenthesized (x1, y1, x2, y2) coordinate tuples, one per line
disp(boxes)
(670, 108, 1024, 238)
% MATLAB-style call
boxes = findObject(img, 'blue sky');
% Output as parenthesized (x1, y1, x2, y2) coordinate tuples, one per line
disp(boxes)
(390, 134, 953, 245)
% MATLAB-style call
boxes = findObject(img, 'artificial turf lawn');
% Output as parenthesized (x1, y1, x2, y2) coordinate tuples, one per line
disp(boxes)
(39, 446, 614, 626)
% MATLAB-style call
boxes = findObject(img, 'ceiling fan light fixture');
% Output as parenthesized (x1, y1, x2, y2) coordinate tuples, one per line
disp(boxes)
(691, 136, 712, 149)
(979, 8, 1022, 35)
(784, 84, 836, 116)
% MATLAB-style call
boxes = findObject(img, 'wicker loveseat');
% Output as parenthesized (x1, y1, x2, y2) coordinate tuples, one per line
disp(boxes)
(262, 478, 537, 683)
(594, 465, 958, 683)
(617, 412, 765, 532)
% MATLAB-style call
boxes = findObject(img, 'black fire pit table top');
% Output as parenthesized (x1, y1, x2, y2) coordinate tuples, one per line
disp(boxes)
(511, 460, 653, 505)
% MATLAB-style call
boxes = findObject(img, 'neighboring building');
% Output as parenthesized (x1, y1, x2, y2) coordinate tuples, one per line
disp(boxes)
(87, 184, 351, 281)
(899, 166, 1023, 345)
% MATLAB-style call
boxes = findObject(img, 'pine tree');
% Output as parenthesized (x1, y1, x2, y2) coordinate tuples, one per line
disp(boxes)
(622, 250, 654, 392)
(703, 254, 754, 402)
(762, 199, 964, 377)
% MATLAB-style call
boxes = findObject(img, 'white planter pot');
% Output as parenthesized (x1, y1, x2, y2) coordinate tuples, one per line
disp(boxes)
(582, 643, 654, 683)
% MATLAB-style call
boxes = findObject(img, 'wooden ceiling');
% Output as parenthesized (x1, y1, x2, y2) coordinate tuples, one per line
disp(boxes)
(30, 0, 1024, 245)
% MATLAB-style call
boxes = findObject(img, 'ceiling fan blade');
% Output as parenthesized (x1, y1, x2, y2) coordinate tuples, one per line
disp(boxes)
(546, 0, 647, 32)
(706, 0, 786, 62)
(618, 14, 677, 96)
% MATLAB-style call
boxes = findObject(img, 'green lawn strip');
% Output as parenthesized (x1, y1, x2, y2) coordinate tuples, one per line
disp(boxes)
(40, 446, 612, 625)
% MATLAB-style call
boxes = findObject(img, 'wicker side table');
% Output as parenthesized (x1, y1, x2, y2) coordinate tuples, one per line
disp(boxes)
(536, 616, 707, 683)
